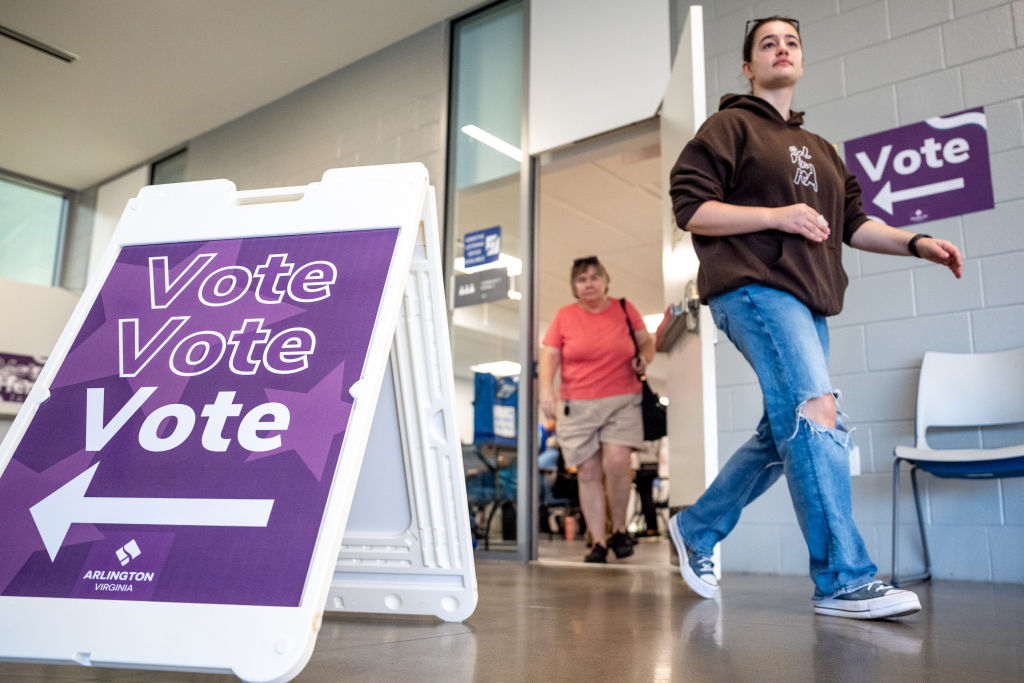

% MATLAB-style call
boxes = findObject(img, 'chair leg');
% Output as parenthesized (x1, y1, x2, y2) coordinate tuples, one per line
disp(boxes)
(910, 466, 932, 583)
(892, 463, 932, 586)
(892, 458, 902, 586)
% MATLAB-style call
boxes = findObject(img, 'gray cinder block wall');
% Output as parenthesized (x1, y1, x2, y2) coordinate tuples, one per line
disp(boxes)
(679, 0, 1024, 583)
(184, 25, 448, 204)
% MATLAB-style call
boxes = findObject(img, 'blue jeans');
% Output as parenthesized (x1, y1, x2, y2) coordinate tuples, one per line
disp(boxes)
(677, 284, 876, 599)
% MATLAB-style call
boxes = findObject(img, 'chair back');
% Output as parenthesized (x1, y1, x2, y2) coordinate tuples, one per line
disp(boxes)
(915, 347, 1024, 448)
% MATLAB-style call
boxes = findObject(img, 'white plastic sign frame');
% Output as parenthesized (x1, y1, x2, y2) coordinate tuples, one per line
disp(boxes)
(0, 164, 476, 682)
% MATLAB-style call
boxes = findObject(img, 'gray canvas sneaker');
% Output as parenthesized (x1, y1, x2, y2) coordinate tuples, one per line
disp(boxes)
(813, 580, 921, 619)
(669, 512, 719, 599)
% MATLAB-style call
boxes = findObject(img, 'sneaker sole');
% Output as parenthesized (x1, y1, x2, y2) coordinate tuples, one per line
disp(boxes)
(612, 545, 634, 559)
(813, 594, 921, 620)
(668, 514, 719, 599)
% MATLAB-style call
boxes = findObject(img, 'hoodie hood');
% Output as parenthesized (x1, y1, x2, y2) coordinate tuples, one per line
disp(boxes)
(718, 93, 805, 127)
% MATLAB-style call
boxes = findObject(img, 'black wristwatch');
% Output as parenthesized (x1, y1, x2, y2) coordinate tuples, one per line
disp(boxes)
(908, 233, 932, 258)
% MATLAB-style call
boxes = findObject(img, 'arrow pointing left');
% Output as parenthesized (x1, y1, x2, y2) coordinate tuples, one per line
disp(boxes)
(29, 463, 274, 561)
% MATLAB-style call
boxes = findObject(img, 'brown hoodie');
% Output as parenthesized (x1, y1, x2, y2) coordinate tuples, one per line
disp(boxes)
(669, 94, 869, 316)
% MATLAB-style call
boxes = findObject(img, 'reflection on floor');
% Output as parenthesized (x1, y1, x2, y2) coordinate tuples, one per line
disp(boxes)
(4, 544, 1023, 681)
(537, 530, 673, 567)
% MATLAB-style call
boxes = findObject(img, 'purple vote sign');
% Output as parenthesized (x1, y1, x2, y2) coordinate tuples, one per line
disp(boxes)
(0, 228, 397, 607)
(844, 107, 994, 227)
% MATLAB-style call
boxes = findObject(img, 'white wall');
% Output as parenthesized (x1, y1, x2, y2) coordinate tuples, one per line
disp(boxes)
(678, 0, 1024, 583)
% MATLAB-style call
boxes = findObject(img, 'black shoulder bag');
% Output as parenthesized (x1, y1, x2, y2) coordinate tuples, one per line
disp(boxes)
(620, 298, 667, 441)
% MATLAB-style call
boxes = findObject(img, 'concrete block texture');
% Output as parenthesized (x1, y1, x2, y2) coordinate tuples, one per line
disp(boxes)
(865, 419, 916, 472)
(991, 147, 1024, 202)
(805, 3, 889, 62)
(890, 0, 954, 36)
(988, 526, 1024, 581)
(833, 270, 914, 326)
(722, 524, 784, 573)
(1016, 1, 1024, 45)
(864, 312, 972, 370)
(982, 252, 1024, 306)
(807, 85, 899, 143)
(963, 198, 1024, 257)
(972, 304, 1024, 351)
(942, 4, 1016, 65)
(929, 476, 1004, 524)
(914, 258, 983, 315)
(896, 70, 965, 125)
(837, 368, 918, 422)
(827, 325, 867, 375)
(962, 47, 1024, 105)
(1003, 477, 1024, 524)
(795, 57, 845, 108)
(957, 0, 1013, 15)
(845, 28, 944, 94)
(927, 523, 994, 579)
(984, 98, 1024, 152)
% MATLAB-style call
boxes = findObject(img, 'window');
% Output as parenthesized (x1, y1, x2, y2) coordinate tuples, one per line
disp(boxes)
(0, 174, 68, 287)
(150, 149, 187, 185)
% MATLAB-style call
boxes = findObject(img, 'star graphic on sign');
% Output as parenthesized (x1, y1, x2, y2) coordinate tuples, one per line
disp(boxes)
(250, 361, 353, 480)
(0, 450, 104, 595)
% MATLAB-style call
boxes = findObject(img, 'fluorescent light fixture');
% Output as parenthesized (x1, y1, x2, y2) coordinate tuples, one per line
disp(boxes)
(470, 361, 522, 377)
(461, 124, 523, 162)
(454, 252, 522, 277)
(643, 313, 663, 333)
(0, 24, 78, 63)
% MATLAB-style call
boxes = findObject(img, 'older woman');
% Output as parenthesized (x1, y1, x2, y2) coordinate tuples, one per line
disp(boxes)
(668, 16, 962, 618)
(539, 256, 655, 563)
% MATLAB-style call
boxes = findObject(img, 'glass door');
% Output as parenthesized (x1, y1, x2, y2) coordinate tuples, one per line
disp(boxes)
(445, 0, 528, 557)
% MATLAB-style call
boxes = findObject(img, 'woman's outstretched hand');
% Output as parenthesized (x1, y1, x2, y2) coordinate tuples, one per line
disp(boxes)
(917, 236, 964, 279)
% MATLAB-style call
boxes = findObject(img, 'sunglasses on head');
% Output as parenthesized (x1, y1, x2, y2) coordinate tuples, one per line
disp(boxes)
(572, 256, 599, 267)
(745, 17, 800, 38)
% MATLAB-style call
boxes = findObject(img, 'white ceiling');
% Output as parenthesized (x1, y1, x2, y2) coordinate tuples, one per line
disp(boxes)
(0, 0, 482, 190)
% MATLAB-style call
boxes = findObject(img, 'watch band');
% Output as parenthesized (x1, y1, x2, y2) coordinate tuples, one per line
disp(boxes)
(908, 233, 932, 258)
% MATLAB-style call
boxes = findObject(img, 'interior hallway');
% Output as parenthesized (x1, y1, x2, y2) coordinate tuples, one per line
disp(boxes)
(3, 536, 1022, 682)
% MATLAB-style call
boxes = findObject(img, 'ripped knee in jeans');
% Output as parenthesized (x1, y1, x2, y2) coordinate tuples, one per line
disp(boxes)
(791, 391, 852, 447)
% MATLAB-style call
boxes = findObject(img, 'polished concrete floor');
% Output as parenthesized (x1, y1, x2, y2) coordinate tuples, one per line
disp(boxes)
(3, 536, 1023, 682)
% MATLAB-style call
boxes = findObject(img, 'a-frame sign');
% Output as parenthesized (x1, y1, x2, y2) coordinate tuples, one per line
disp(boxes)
(0, 164, 477, 682)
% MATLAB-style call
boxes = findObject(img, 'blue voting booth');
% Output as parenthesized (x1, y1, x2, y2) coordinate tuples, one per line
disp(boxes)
(466, 373, 518, 546)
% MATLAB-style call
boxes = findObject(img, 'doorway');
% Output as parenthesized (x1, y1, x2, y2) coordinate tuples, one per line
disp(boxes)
(534, 119, 675, 567)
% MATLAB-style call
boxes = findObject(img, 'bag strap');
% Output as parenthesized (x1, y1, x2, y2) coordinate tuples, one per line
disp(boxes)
(620, 298, 644, 380)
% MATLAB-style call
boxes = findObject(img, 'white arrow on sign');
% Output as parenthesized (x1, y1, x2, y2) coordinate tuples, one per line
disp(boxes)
(872, 177, 965, 214)
(30, 463, 274, 561)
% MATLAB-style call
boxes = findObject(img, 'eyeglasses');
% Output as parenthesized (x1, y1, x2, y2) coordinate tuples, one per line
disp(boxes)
(572, 256, 599, 267)
(744, 17, 800, 38)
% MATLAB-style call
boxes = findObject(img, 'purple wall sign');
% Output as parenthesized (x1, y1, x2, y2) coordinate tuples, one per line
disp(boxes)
(1, 352, 45, 403)
(0, 229, 398, 607)
(844, 107, 994, 227)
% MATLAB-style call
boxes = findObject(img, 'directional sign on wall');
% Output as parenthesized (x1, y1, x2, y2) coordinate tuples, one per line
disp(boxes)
(844, 107, 994, 227)
(463, 225, 501, 268)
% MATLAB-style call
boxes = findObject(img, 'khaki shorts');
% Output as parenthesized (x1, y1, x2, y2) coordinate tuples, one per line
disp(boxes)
(558, 392, 644, 467)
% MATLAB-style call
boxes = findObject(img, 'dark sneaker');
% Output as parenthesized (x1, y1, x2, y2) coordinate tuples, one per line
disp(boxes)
(609, 531, 635, 559)
(584, 543, 608, 563)
(813, 581, 921, 620)
(669, 512, 719, 598)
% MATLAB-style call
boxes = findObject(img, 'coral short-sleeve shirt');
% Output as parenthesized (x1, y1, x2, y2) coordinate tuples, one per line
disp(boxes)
(542, 298, 644, 400)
